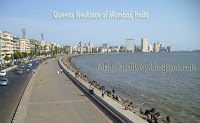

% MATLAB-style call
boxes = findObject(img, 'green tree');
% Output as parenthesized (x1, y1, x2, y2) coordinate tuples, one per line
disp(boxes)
(14, 52, 20, 59)
(22, 52, 26, 58)
(4, 55, 10, 61)
(44, 45, 47, 51)
(65, 51, 69, 55)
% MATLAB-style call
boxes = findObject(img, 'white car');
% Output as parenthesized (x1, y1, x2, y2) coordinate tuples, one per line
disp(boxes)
(0, 70, 6, 76)
(0, 78, 9, 86)
(27, 63, 32, 68)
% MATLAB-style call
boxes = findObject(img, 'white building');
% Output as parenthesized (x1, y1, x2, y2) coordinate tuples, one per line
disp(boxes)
(88, 41, 93, 48)
(160, 43, 164, 51)
(102, 44, 108, 49)
(45, 42, 50, 53)
(78, 41, 83, 48)
(0, 31, 14, 59)
(148, 45, 153, 52)
(13, 36, 20, 53)
(126, 39, 134, 52)
(141, 38, 148, 52)
(154, 42, 160, 52)
(20, 38, 30, 53)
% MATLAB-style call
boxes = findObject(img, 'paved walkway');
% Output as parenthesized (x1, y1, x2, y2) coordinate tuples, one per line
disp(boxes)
(14, 58, 115, 123)
(60, 57, 148, 123)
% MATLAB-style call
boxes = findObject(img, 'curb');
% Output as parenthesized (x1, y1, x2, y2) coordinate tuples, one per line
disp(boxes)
(1, 65, 17, 72)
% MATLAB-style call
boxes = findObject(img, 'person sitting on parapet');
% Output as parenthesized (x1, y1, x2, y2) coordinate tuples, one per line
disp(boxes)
(78, 72, 80, 78)
(93, 88, 96, 94)
(91, 88, 96, 95)
(75, 72, 77, 77)
(112, 89, 115, 98)
(125, 105, 130, 110)
(89, 85, 93, 94)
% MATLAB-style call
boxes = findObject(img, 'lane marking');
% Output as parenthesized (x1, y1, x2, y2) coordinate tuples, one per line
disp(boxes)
(28, 99, 89, 105)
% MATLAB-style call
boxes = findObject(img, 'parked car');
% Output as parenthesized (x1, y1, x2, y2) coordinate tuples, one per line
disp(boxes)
(1, 64, 6, 68)
(14, 68, 18, 72)
(17, 69, 23, 74)
(0, 78, 9, 86)
(27, 63, 32, 68)
(21, 65, 25, 68)
(0, 70, 6, 76)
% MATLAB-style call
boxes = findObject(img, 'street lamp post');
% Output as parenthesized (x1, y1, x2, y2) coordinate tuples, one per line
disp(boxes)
(35, 42, 37, 57)
(0, 39, 2, 69)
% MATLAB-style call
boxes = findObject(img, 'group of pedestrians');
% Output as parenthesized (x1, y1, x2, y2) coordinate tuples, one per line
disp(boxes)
(57, 68, 63, 76)
(89, 84, 96, 95)
(89, 84, 105, 98)
(75, 71, 80, 78)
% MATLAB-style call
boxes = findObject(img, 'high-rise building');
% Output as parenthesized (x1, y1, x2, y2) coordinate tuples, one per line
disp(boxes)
(20, 38, 30, 53)
(160, 43, 164, 51)
(141, 38, 148, 52)
(0, 31, 14, 59)
(49, 42, 57, 52)
(102, 44, 108, 49)
(126, 39, 134, 52)
(78, 41, 83, 48)
(148, 45, 153, 52)
(88, 41, 93, 48)
(19, 39, 26, 53)
(64, 45, 73, 54)
(0, 31, 2, 61)
(13, 36, 20, 53)
(154, 42, 160, 52)
(167, 46, 172, 52)
(135, 45, 141, 52)
(120, 45, 126, 50)
(44, 42, 50, 53)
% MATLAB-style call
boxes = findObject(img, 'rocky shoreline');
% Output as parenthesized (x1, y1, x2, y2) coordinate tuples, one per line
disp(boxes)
(61, 54, 172, 123)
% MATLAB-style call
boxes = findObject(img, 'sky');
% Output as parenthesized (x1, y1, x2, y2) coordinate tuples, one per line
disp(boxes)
(0, 0, 199, 50)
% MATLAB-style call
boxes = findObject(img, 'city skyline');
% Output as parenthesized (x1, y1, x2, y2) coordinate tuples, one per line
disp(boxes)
(0, 0, 199, 50)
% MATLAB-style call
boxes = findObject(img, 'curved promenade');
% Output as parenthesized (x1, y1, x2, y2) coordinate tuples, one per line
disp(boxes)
(59, 56, 148, 123)
(13, 57, 119, 123)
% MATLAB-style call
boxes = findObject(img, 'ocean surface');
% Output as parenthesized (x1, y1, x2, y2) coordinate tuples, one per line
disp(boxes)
(71, 53, 200, 122)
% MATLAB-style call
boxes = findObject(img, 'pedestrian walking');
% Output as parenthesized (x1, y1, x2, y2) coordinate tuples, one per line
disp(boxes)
(89, 84, 93, 94)
(33, 69, 36, 73)
(102, 89, 104, 98)
(91, 88, 96, 95)
(57, 70, 59, 76)
(60, 69, 63, 73)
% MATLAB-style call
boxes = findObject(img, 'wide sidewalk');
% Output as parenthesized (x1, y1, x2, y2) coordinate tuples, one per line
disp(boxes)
(60, 56, 148, 123)
(13, 58, 116, 123)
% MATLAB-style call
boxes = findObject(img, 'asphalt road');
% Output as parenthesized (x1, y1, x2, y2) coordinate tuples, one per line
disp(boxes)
(0, 58, 48, 123)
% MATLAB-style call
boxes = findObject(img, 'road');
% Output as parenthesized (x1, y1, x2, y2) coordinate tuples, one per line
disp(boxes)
(0, 58, 48, 123)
